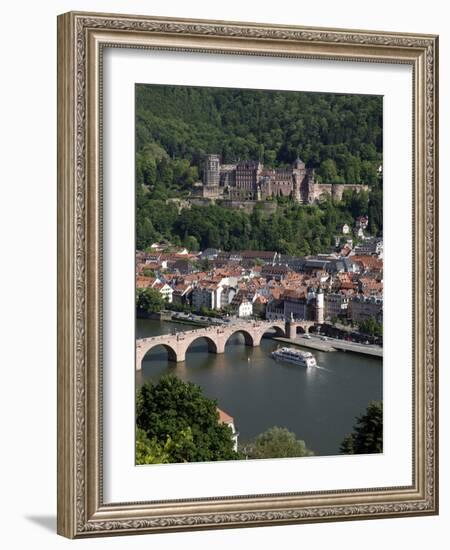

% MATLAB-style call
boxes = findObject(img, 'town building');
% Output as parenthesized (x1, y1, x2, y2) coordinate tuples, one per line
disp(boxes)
(283, 293, 308, 320)
(261, 264, 290, 281)
(172, 284, 193, 306)
(220, 286, 237, 309)
(153, 282, 174, 303)
(191, 283, 223, 311)
(349, 295, 383, 323)
(325, 292, 350, 320)
(266, 288, 323, 323)
(230, 291, 253, 318)
(353, 238, 383, 258)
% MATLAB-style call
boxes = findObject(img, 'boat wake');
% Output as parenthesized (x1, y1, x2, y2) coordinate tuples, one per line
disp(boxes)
(314, 365, 332, 372)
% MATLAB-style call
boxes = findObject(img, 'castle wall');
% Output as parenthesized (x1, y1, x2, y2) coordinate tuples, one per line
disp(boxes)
(310, 183, 333, 202)
(330, 184, 369, 201)
(309, 183, 369, 202)
(202, 184, 221, 199)
(267, 180, 294, 198)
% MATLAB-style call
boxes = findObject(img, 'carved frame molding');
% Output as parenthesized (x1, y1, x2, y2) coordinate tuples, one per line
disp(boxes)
(57, 11, 438, 538)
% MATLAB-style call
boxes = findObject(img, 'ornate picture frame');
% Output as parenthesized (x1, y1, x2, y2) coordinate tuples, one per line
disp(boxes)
(57, 11, 438, 538)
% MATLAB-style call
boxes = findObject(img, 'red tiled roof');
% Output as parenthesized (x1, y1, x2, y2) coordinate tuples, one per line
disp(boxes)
(217, 407, 234, 425)
(136, 276, 156, 289)
(352, 256, 383, 270)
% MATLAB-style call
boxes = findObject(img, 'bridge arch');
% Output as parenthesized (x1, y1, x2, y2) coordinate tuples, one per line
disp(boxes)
(264, 324, 286, 337)
(184, 335, 219, 355)
(254, 323, 286, 346)
(140, 342, 178, 365)
(224, 329, 255, 348)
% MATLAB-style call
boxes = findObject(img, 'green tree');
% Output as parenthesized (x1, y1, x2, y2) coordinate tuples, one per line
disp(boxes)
(136, 287, 165, 314)
(245, 427, 314, 459)
(136, 85, 382, 181)
(340, 401, 383, 455)
(318, 159, 339, 183)
(136, 427, 194, 465)
(360, 160, 379, 186)
(136, 375, 240, 463)
(368, 186, 383, 236)
(183, 234, 200, 252)
(359, 316, 382, 337)
(136, 213, 158, 251)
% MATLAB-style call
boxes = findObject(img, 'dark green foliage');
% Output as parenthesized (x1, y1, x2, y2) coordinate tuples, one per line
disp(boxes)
(359, 317, 383, 337)
(136, 287, 165, 314)
(368, 183, 383, 236)
(136, 375, 240, 463)
(243, 427, 314, 459)
(136, 193, 370, 254)
(340, 401, 383, 455)
(136, 85, 382, 178)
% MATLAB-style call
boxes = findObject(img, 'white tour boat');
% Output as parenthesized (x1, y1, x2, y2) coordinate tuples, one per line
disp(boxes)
(271, 347, 317, 368)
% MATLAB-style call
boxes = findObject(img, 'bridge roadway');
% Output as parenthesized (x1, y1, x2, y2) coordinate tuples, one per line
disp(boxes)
(136, 319, 315, 370)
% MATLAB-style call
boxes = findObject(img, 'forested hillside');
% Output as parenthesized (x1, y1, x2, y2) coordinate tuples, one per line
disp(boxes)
(136, 189, 382, 255)
(136, 84, 382, 186)
(135, 84, 383, 253)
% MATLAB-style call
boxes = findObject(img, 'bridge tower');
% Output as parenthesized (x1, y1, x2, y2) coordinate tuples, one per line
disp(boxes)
(285, 312, 296, 339)
(316, 288, 324, 325)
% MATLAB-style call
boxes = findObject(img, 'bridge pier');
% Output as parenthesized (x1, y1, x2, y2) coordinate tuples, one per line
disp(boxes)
(175, 350, 186, 363)
(215, 341, 226, 354)
(285, 321, 312, 339)
(286, 322, 296, 339)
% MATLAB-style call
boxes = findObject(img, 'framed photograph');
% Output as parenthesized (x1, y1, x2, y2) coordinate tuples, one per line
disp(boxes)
(57, 11, 439, 538)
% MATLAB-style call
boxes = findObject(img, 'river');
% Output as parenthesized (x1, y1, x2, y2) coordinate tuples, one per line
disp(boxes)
(136, 318, 383, 456)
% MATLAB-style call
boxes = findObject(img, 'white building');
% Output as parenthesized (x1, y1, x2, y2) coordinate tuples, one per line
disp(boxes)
(237, 299, 253, 318)
(153, 282, 173, 303)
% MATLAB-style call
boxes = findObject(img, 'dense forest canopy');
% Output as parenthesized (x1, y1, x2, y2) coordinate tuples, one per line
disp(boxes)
(135, 84, 383, 252)
(136, 188, 382, 255)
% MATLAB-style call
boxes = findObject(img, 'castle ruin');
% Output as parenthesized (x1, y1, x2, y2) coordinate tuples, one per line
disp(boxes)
(200, 154, 368, 204)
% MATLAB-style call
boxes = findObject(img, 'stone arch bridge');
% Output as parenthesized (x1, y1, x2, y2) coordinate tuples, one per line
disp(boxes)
(136, 319, 315, 370)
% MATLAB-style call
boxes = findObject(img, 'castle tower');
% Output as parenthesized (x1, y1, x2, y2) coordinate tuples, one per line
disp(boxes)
(315, 288, 324, 325)
(292, 172, 302, 203)
(292, 157, 306, 171)
(292, 158, 310, 204)
(203, 154, 221, 186)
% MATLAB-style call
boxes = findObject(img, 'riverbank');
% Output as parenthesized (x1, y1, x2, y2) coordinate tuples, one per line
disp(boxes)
(273, 335, 383, 357)
(169, 317, 209, 328)
(273, 336, 336, 352)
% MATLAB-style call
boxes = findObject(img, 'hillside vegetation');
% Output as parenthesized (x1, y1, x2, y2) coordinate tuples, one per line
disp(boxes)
(135, 84, 383, 253)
